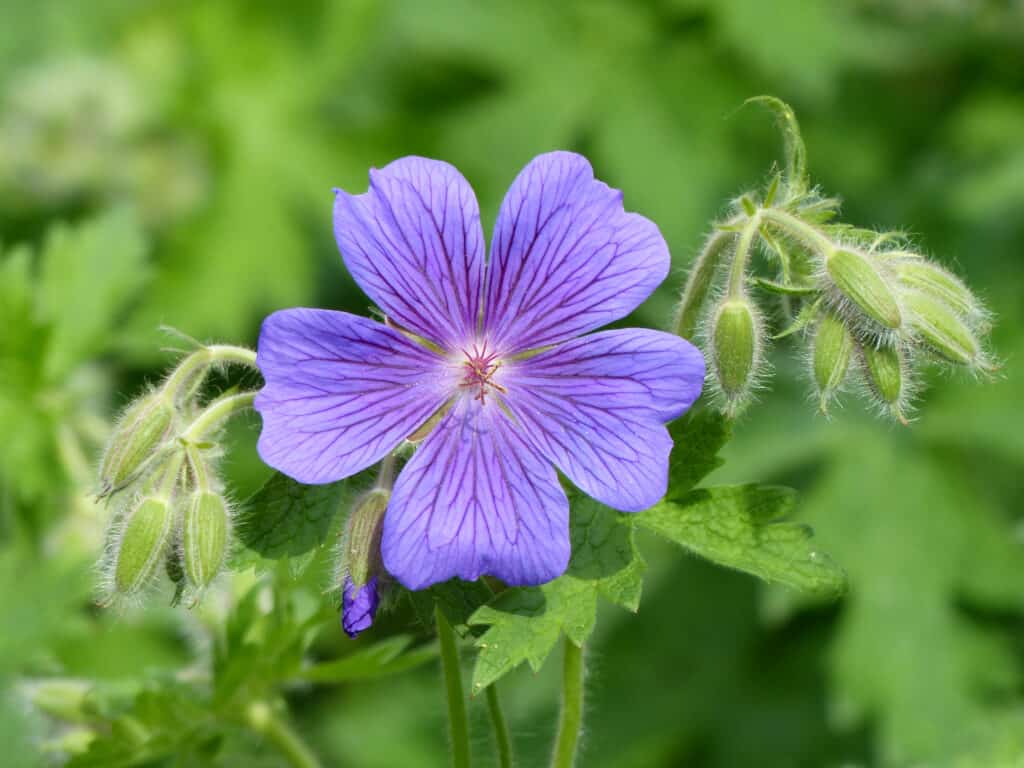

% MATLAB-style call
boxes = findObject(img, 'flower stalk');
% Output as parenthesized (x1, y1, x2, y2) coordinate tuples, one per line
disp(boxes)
(550, 638, 585, 768)
(486, 684, 514, 768)
(437, 603, 472, 768)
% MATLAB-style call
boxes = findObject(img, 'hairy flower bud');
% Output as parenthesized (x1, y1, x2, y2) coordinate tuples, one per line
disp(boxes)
(860, 343, 910, 423)
(113, 496, 174, 595)
(338, 489, 390, 637)
(812, 312, 853, 413)
(710, 297, 761, 415)
(894, 260, 987, 326)
(98, 392, 174, 496)
(825, 248, 902, 331)
(182, 491, 230, 590)
(903, 291, 983, 367)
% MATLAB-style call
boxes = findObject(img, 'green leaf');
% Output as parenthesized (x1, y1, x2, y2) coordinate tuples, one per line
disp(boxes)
(667, 408, 733, 499)
(36, 207, 149, 381)
(468, 496, 645, 692)
(234, 471, 360, 570)
(637, 484, 847, 598)
(297, 635, 437, 684)
(408, 578, 495, 637)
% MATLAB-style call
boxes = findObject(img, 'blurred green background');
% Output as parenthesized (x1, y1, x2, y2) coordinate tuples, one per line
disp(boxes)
(1, 1, 1023, 766)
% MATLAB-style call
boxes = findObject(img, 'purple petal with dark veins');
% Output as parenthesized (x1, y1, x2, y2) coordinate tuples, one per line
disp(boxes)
(501, 329, 705, 512)
(382, 399, 570, 590)
(333, 157, 485, 350)
(255, 308, 450, 484)
(342, 575, 379, 638)
(482, 151, 670, 354)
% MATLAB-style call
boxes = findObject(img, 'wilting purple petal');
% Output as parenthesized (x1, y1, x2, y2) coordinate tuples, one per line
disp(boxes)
(342, 575, 379, 638)
(482, 151, 670, 354)
(333, 157, 485, 350)
(255, 308, 449, 484)
(501, 329, 705, 512)
(382, 400, 570, 590)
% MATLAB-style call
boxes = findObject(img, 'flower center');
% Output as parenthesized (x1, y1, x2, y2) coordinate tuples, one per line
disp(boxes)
(459, 343, 507, 405)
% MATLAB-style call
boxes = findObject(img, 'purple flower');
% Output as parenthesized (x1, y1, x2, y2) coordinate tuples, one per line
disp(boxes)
(255, 152, 705, 590)
(342, 575, 379, 638)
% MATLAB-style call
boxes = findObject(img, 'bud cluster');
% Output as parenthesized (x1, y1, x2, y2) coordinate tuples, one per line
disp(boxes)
(677, 97, 994, 422)
(96, 342, 257, 606)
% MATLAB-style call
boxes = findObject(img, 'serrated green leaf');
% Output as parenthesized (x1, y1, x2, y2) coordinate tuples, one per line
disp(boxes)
(468, 497, 645, 692)
(408, 578, 495, 638)
(667, 408, 733, 499)
(36, 207, 149, 381)
(638, 484, 847, 598)
(298, 636, 437, 684)
(235, 472, 359, 569)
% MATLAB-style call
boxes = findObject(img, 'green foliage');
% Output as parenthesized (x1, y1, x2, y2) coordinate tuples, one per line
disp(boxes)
(639, 486, 847, 598)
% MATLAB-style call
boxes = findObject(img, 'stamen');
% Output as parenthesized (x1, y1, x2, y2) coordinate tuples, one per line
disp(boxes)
(458, 342, 507, 405)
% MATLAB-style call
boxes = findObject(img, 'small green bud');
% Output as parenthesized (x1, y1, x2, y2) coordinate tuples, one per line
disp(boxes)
(99, 392, 174, 496)
(343, 489, 390, 588)
(25, 679, 92, 723)
(114, 496, 174, 595)
(825, 248, 902, 331)
(860, 343, 909, 423)
(710, 297, 760, 414)
(894, 260, 986, 324)
(182, 491, 230, 590)
(903, 291, 982, 366)
(812, 312, 853, 413)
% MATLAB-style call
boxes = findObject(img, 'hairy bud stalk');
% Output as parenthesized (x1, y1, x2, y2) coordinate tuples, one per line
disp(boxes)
(182, 491, 231, 590)
(98, 392, 174, 497)
(812, 312, 853, 413)
(824, 248, 902, 332)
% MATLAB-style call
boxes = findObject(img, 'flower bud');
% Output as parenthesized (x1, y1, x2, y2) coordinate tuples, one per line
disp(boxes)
(182, 491, 230, 590)
(825, 248, 902, 331)
(25, 679, 92, 723)
(860, 343, 910, 423)
(903, 291, 982, 367)
(811, 312, 853, 413)
(710, 297, 760, 414)
(98, 392, 174, 497)
(338, 489, 389, 637)
(113, 496, 174, 595)
(894, 260, 986, 326)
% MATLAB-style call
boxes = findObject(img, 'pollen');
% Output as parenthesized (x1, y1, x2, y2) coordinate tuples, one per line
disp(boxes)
(459, 342, 508, 405)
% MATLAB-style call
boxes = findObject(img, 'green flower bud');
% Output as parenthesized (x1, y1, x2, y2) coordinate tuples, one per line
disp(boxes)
(25, 679, 92, 723)
(860, 343, 910, 423)
(710, 297, 760, 414)
(113, 496, 174, 595)
(182, 491, 230, 590)
(98, 392, 174, 496)
(812, 312, 853, 413)
(903, 291, 982, 367)
(825, 248, 902, 331)
(343, 489, 390, 588)
(894, 260, 986, 325)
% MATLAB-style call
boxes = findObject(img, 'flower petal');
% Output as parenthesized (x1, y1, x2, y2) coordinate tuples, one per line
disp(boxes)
(333, 157, 485, 350)
(482, 151, 670, 353)
(342, 575, 380, 638)
(382, 400, 570, 590)
(255, 308, 449, 484)
(502, 329, 705, 512)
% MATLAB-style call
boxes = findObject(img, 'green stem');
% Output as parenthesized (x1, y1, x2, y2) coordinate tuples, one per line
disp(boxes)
(673, 227, 736, 339)
(550, 639, 585, 768)
(726, 215, 762, 298)
(486, 684, 513, 768)
(246, 701, 322, 768)
(181, 392, 256, 442)
(759, 207, 833, 256)
(437, 604, 471, 768)
(163, 344, 258, 400)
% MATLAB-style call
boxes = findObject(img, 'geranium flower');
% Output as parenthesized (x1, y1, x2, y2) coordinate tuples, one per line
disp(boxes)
(255, 152, 705, 596)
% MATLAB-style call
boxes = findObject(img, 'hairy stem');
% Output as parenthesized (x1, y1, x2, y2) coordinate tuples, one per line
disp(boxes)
(673, 228, 736, 339)
(727, 215, 762, 298)
(759, 207, 833, 256)
(437, 604, 471, 768)
(486, 684, 514, 768)
(246, 701, 322, 768)
(550, 639, 585, 768)
(181, 392, 256, 442)
(163, 344, 258, 398)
